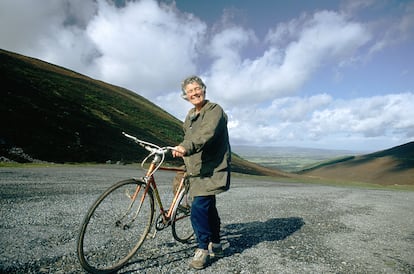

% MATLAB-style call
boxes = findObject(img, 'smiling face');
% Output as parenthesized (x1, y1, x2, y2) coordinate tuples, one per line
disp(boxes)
(184, 82, 206, 111)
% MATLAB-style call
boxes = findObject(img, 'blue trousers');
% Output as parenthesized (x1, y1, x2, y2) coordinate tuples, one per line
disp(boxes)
(191, 195, 221, 250)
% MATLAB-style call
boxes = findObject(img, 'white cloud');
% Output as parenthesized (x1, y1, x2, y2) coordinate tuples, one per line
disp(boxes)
(154, 91, 190, 121)
(204, 10, 371, 108)
(86, 0, 206, 96)
(343, 0, 414, 56)
(0, 0, 206, 97)
(227, 93, 414, 150)
(0, 0, 98, 74)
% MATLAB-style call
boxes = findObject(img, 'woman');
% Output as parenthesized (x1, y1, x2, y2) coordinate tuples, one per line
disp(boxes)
(172, 75, 231, 269)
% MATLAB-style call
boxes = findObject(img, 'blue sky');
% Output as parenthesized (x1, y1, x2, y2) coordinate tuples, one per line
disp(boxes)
(1, 0, 413, 152)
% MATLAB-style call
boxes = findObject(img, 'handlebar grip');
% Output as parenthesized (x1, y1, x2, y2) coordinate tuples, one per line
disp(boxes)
(123, 132, 172, 154)
(122, 132, 137, 141)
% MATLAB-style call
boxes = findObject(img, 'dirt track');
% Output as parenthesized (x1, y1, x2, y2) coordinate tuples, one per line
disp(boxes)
(0, 165, 413, 273)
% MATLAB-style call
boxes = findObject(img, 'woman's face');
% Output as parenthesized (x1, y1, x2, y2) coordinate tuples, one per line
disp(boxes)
(184, 82, 205, 110)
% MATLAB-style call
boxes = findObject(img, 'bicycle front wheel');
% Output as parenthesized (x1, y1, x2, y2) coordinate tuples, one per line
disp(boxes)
(77, 178, 154, 273)
(171, 188, 194, 243)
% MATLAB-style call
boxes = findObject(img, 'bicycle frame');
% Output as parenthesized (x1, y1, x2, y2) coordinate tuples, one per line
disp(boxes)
(152, 171, 187, 230)
(156, 166, 187, 221)
(131, 145, 187, 232)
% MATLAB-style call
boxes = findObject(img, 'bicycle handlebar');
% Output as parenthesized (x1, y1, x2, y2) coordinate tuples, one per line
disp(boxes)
(122, 132, 176, 155)
(122, 132, 178, 177)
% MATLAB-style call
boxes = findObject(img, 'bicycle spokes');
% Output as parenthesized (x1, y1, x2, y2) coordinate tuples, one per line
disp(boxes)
(171, 189, 194, 243)
(114, 183, 147, 229)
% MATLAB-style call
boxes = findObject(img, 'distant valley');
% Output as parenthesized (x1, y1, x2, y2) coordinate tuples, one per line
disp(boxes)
(232, 145, 363, 172)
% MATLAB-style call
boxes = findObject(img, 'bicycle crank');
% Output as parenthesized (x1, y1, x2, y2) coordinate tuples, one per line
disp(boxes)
(155, 213, 170, 231)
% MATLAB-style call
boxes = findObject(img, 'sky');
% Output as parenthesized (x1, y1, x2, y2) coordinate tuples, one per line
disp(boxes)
(1, 0, 413, 152)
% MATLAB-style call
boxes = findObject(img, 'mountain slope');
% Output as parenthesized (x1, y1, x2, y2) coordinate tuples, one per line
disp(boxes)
(299, 142, 414, 185)
(1, 49, 183, 163)
(0, 49, 288, 177)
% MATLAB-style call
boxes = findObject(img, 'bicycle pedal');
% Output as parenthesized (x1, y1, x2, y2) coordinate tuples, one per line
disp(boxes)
(148, 230, 157, 239)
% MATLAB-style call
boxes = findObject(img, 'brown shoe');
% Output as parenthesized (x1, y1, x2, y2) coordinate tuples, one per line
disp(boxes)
(189, 248, 210, 269)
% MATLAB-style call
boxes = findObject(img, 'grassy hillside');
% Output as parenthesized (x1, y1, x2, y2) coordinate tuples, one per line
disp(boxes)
(299, 142, 414, 185)
(0, 49, 287, 177)
(1, 49, 183, 163)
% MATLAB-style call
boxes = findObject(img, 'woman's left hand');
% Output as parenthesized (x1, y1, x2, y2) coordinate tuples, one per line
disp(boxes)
(172, 146, 186, 158)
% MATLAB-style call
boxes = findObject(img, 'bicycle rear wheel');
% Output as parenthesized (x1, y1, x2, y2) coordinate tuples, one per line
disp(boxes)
(171, 188, 194, 243)
(77, 178, 154, 273)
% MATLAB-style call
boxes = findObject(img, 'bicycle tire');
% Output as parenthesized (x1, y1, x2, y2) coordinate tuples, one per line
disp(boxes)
(77, 178, 154, 273)
(171, 188, 194, 243)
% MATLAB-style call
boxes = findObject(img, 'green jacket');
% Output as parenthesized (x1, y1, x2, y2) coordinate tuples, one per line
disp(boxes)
(179, 101, 231, 197)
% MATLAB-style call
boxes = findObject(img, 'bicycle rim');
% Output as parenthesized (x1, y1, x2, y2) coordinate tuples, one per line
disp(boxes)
(171, 188, 194, 243)
(77, 179, 154, 273)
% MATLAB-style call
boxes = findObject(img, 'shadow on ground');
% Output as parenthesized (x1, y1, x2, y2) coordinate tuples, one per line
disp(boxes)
(222, 217, 305, 255)
(120, 217, 304, 273)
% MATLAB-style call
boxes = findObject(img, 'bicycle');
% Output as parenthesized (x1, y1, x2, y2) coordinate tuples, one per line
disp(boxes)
(77, 132, 194, 273)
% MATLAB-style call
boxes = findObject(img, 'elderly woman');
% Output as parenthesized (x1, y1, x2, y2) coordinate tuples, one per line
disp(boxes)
(172, 75, 231, 269)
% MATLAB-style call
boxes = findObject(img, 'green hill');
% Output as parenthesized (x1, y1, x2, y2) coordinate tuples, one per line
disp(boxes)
(0, 49, 287, 177)
(1, 49, 183, 163)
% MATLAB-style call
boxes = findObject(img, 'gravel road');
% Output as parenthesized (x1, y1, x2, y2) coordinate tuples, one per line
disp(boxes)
(0, 165, 413, 273)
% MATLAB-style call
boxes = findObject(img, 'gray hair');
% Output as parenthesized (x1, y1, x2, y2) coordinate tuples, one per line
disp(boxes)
(181, 75, 206, 99)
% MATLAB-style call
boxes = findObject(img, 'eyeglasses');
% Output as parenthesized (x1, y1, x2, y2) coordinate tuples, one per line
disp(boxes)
(185, 86, 203, 95)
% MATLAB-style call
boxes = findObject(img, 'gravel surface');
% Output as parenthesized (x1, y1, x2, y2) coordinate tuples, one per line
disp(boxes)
(0, 165, 413, 273)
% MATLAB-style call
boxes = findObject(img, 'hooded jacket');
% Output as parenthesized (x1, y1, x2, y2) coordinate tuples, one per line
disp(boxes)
(179, 101, 231, 197)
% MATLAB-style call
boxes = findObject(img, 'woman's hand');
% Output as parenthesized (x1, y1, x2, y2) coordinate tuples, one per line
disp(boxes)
(172, 145, 186, 158)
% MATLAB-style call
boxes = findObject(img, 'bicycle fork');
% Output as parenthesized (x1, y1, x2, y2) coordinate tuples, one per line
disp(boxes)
(115, 180, 150, 230)
(117, 159, 160, 230)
